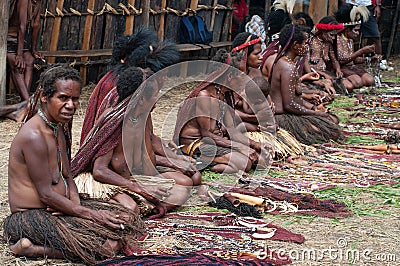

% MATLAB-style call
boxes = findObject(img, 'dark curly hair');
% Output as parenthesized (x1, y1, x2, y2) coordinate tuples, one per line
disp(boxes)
(39, 64, 82, 98)
(278, 24, 308, 48)
(293, 12, 314, 31)
(231, 32, 260, 55)
(116, 66, 145, 103)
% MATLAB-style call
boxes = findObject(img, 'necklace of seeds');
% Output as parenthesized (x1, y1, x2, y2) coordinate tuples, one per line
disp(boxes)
(38, 109, 69, 197)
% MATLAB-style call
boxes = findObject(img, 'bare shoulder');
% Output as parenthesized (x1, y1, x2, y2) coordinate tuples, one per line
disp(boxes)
(13, 117, 47, 152)
(197, 89, 211, 97)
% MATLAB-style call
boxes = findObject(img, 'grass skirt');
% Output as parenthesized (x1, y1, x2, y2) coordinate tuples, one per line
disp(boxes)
(246, 128, 305, 160)
(3, 199, 146, 265)
(75, 173, 175, 216)
(275, 114, 342, 145)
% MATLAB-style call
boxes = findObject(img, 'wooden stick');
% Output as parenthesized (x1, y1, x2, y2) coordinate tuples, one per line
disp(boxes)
(386, 0, 400, 58)
(157, 0, 166, 40)
(125, 0, 136, 35)
(222, 0, 233, 41)
(209, 0, 218, 31)
(329, 0, 338, 16)
(190, 0, 199, 11)
(80, 0, 95, 86)
(48, 0, 65, 64)
(0, 0, 10, 106)
(142, 0, 150, 28)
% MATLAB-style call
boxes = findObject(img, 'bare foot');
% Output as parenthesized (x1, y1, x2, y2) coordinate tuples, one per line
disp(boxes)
(197, 184, 210, 202)
(103, 239, 121, 254)
(4, 101, 28, 122)
(9, 238, 34, 256)
(9, 238, 64, 258)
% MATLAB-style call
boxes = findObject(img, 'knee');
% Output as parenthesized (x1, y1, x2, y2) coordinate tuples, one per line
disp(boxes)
(25, 54, 34, 66)
(343, 80, 354, 92)
(363, 75, 375, 86)
(174, 174, 194, 187)
(191, 172, 202, 186)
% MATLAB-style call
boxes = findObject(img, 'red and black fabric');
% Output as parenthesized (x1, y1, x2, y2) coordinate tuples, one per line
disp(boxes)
(230, 187, 351, 218)
(71, 93, 130, 177)
(80, 70, 118, 145)
(98, 253, 273, 266)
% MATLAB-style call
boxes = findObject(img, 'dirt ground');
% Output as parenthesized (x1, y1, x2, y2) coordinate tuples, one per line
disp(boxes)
(0, 57, 400, 266)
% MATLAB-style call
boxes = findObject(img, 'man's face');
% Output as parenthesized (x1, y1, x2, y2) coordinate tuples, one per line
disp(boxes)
(347, 25, 361, 40)
(296, 34, 309, 56)
(321, 30, 337, 43)
(44, 79, 80, 124)
(247, 43, 263, 69)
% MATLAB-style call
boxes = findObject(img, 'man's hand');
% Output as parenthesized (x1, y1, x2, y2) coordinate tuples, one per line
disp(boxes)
(361, 45, 375, 55)
(32, 50, 44, 60)
(168, 156, 198, 176)
(15, 55, 26, 73)
(374, 5, 381, 21)
(92, 210, 127, 230)
(128, 181, 170, 204)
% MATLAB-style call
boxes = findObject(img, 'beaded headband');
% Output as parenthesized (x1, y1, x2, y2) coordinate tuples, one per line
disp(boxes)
(231, 37, 262, 53)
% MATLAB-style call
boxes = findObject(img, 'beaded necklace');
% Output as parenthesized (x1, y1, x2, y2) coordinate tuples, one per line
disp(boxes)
(38, 109, 69, 197)
(215, 85, 226, 136)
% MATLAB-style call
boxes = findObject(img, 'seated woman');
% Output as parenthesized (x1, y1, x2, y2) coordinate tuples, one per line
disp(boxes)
(267, 24, 342, 145)
(334, 5, 375, 92)
(309, 16, 353, 94)
(4, 65, 145, 265)
(231, 32, 306, 159)
(173, 52, 272, 174)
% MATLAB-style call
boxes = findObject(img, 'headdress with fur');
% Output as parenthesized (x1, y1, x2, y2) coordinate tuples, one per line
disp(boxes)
(272, 0, 296, 14)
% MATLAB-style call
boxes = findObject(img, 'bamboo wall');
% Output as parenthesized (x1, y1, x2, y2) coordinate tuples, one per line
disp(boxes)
(3, 0, 400, 97)
(36, 0, 234, 84)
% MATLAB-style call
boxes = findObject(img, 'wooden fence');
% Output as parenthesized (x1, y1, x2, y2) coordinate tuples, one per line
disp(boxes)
(37, 0, 234, 84)
(2, 0, 400, 103)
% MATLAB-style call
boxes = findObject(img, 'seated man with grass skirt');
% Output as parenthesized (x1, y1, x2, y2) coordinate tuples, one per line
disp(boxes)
(267, 24, 342, 145)
(3, 65, 145, 265)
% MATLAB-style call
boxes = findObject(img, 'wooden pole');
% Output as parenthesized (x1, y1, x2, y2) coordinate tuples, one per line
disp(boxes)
(329, 0, 338, 16)
(222, 0, 234, 41)
(80, 0, 95, 86)
(142, 0, 150, 27)
(0, 0, 10, 106)
(125, 0, 136, 35)
(308, 0, 328, 25)
(157, 0, 166, 40)
(180, 0, 200, 78)
(210, 0, 218, 30)
(386, 0, 400, 58)
(47, 0, 65, 64)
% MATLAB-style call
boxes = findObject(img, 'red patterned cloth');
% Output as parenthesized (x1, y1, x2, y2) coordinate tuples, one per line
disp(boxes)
(71, 92, 129, 177)
(80, 70, 118, 145)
